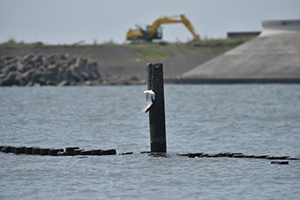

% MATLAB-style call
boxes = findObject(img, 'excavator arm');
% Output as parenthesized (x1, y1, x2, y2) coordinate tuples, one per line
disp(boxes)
(147, 14, 200, 40)
(180, 15, 200, 40)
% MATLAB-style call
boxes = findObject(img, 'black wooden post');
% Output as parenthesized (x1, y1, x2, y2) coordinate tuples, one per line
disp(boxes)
(147, 63, 167, 153)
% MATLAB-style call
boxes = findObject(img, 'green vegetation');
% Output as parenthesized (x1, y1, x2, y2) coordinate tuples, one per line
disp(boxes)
(0, 37, 253, 60)
(0, 39, 44, 48)
(129, 43, 169, 60)
(189, 37, 253, 47)
(171, 37, 254, 55)
(0, 37, 252, 49)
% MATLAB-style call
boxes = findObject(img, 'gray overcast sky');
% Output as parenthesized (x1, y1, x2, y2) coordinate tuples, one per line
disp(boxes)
(1, 0, 300, 44)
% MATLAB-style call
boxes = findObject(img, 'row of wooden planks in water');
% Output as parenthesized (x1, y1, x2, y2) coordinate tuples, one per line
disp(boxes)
(0, 146, 119, 156)
(2, 145, 299, 165)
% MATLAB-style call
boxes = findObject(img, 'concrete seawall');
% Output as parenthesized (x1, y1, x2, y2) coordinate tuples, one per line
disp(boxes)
(175, 20, 300, 83)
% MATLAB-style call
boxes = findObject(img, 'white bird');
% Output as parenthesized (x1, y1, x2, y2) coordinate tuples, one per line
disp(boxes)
(141, 90, 155, 113)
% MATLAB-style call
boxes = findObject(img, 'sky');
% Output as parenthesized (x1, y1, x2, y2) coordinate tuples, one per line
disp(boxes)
(1, 0, 300, 44)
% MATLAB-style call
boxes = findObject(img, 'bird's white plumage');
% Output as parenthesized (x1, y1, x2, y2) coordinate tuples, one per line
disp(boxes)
(141, 90, 155, 113)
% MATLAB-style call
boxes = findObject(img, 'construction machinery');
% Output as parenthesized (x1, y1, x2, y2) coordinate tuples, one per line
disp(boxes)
(126, 14, 200, 42)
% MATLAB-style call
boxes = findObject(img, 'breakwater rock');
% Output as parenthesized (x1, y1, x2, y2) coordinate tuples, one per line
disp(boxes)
(0, 54, 102, 86)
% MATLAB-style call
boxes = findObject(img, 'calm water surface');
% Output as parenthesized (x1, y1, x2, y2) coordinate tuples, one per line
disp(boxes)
(1, 84, 300, 200)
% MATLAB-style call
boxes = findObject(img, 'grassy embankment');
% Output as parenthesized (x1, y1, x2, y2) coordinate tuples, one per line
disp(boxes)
(0, 37, 253, 61)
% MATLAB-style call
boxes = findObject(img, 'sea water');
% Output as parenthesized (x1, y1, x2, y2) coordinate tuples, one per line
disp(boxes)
(1, 84, 300, 199)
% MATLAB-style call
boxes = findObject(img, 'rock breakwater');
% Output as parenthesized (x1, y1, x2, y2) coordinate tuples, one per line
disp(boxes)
(0, 54, 102, 86)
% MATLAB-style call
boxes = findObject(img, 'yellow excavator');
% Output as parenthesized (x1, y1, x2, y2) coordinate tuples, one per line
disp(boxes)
(126, 14, 200, 42)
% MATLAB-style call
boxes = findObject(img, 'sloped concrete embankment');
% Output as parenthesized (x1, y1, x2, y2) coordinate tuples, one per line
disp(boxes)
(0, 54, 101, 86)
(177, 20, 300, 83)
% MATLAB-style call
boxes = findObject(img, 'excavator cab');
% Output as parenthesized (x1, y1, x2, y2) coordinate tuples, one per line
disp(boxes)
(146, 26, 162, 40)
(127, 25, 163, 41)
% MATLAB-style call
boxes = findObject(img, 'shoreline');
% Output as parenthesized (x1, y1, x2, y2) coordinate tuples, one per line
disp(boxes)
(7, 38, 297, 86)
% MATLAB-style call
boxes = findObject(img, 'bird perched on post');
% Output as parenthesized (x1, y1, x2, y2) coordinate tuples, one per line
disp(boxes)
(141, 90, 155, 113)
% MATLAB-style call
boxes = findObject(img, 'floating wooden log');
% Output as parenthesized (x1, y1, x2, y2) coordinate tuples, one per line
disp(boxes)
(119, 152, 133, 155)
(92, 149, 102, 156)
(49, 149, 64, 156)
(80, 150, 92, 155)
(271, 161, 289, 165)
(14, 146, 25, 154)
(101, 149, 116, 155)
(25, 147, 34, 154)
(40, 148, 50, 156)
(1, 146, 13, 153)
(65, 147, 80, 156)
(32, 148, 41, 155)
